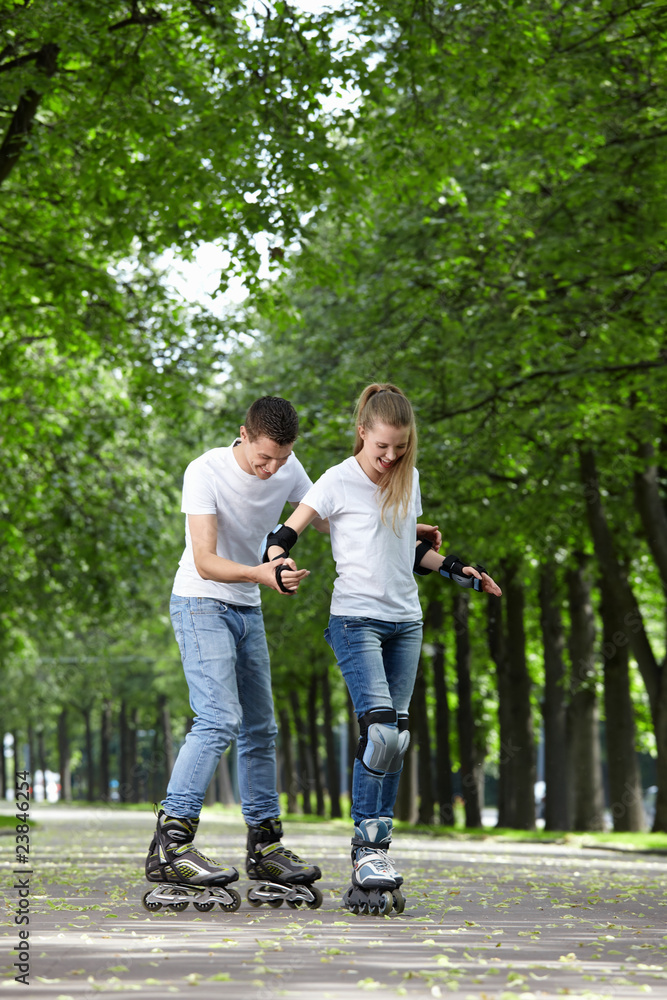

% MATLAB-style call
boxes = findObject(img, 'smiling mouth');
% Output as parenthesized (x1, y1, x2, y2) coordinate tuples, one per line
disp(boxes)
(379, 458, 394, 468)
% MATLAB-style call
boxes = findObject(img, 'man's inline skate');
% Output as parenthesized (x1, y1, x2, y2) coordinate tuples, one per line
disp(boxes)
(143, 810, 241, 912)
(342, 817, 405, 915)
(246, 817, 323, 909)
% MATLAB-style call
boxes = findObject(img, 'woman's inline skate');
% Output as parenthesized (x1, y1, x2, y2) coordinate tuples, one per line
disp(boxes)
(143, 810, 241, 912)
(246, 817, 323, 909)
(342, 817, 405, 915)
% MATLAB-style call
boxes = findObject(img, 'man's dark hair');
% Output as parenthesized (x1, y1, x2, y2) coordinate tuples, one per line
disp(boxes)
(244, 396, 299, 446)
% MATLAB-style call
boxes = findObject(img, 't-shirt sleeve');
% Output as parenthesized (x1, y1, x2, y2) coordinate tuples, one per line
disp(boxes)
(299, 467, 342, 520)
(287, 455, 314, 505)
(181, 457, 217, 515)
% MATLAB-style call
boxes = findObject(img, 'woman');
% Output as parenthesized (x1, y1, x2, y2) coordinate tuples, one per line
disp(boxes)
(264, 383, 501, 913)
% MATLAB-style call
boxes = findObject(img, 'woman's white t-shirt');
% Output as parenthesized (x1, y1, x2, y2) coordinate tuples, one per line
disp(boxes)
(301, 456, 423, 622)
(172, 441, 312, 606)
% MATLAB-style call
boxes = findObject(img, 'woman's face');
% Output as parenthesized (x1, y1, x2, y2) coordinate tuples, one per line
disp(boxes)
(357, 421, 410, 481)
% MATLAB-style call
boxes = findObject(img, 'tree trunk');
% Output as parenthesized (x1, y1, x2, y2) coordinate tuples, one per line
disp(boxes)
(27, 723, 35, 780)
(489, 565, 535, 829)
(150, 725, 161, 805)
(12, 729, 21, 776)
(600, 581, 644, 831)
(0, 42, 59, 186)
(82, 707, 95, 802)
(308, 672, 326, 817)
(538, 566, 570, 831)
(37, 727, 47, 801)
(99, 700, 111, 803)
(579, 446, 667, 831)
(0, 720, 7, 801)
(119, 701, 129, 802)
(321, 665, 342, 818)
(289, 689, 312, 814)
(159, 693, 174, 785)
(412, 654, 434, 824)
(278, 706, 298, 814)
(566, 558, 605, 831)
(57, 709, 72, 802)
(487, 594, 510, 827)
(426, 598, 454, 825)
(217, 752, 235, 805)
(454, 592, 483, 828)
(347, 692, 357, 811)
(395, 738, 417, 823)
(204, 769, 217, 806)
(119, 702, 139, 803)
(634, 440, 667, 587)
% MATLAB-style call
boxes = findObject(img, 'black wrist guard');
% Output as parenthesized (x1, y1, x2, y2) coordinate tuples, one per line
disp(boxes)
(414, 539, 434, 576)
(439, 555, 486, 592)
(261, 523, 298, 562)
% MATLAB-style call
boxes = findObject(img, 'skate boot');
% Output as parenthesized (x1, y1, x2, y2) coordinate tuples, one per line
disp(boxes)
(245, 817, 323, 909)
(143, 809, 241, 913)
(342, 817, 405, 915)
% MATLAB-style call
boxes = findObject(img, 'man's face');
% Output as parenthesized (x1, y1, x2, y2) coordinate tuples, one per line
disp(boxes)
(237, 426, 294, 479)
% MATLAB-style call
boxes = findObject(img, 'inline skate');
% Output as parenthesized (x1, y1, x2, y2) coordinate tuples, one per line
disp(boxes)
(342, 817, 405, 915)
(143, 809, 241, 912)
(246, 817, 323, 909)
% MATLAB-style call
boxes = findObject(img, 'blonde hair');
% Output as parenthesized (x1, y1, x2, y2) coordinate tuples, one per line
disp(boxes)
(353, 383, 418, 530)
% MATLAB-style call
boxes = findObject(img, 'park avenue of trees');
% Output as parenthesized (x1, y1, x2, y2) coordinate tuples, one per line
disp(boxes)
(1, 0, 666, 832)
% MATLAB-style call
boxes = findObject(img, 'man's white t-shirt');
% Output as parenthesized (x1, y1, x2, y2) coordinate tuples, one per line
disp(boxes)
(172, 441, 312, 606)
(301, 456, 423, 622)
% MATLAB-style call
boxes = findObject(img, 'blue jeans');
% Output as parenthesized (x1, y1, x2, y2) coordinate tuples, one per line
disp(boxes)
(325, 615, 423, 824)
(165, 595, 279, 825)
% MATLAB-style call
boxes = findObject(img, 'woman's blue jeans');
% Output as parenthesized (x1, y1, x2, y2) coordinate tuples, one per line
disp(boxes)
(164, 595, 279, 825)
(325, 615, 423, 824)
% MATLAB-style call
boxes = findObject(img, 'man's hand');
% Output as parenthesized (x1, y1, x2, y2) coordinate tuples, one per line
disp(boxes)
(462, 566, 502, 597)
(254, 558, 310, 595)
(416, 523, 442, 551)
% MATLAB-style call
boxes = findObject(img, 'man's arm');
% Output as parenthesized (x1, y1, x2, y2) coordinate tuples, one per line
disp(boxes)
(189, 514, 309, 594)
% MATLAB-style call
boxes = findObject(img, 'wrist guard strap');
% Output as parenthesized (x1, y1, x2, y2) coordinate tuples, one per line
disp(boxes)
(274, 562, 294, 594)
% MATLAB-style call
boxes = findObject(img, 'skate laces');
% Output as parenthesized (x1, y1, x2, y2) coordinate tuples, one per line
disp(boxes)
(356, 845, 394, 875)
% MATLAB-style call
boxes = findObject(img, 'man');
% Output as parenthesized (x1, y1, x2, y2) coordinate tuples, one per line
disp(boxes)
(145, 396, 326, 904)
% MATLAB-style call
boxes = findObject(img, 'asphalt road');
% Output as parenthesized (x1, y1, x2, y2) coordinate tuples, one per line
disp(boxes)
(1, 805, 666, 999)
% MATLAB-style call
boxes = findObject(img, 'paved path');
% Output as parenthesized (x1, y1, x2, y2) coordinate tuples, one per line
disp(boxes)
(1, 806, 666, 999)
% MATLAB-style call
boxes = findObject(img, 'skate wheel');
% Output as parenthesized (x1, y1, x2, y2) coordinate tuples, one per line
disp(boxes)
(267, 898, 284, 908)
(378, 890, 393, 915)
(168, 897, 189, 912)
(142, 890, 162, 912)
(392, 889, 405, 914)
(217, 888, 241, 912)
(306, 885, 323, 910)
(193, 899, 216, 912)
(246, 886, 263, 907)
